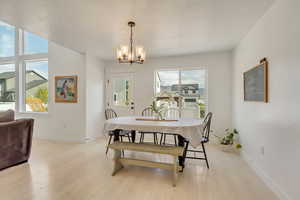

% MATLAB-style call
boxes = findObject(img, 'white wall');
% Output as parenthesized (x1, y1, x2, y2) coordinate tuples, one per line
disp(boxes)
(233, 0, 300, 199)
(86, 54, 105, 140)
(105, 51, 232, 137)
(17, 42, 87, 142)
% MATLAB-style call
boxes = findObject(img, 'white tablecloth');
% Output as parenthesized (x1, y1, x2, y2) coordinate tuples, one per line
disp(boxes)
(104, 116, 204, 148)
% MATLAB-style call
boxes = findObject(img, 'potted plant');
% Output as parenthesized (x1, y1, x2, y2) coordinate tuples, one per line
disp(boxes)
(150, 100, 165, 120)
(196, 100, 206, 119)
(155, 92, 178, 107)
(215, 129, 242, 152)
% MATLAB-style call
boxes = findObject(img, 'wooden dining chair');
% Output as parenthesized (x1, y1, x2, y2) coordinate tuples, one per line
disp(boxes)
(139, 107, 159, 144)
(105, 108, 131, 155)
(184, 112, 213, 169)
(160, 108, 181, 146)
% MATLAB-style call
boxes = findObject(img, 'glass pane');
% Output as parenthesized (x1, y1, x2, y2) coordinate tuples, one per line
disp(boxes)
(0, 21, 15, 57)
(25, 60, 48, 112)
(155, 70, 180, 108)
(0, 64, 15, 110)
(24, 31, 48, 54)
(156, 70, 179, 95)
(181, 70, 206, 118)
(112, 78, 131, 106)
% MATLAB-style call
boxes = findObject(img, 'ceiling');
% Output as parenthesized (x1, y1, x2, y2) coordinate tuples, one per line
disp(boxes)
(0, 0, 274, 60)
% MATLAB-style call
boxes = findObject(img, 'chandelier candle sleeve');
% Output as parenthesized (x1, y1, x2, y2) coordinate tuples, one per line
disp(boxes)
(117, 21, 145, 64)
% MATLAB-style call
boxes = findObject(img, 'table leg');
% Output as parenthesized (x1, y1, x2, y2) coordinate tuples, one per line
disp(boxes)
(112, 129, 123, 175)
(177, 135, 186, 172)
(113, 129, 122, 155)
(131, 130, 136, 143)
(113, 129, 120, 141)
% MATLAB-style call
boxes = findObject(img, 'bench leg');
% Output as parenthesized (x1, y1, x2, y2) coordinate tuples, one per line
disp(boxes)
(173, 156, 178, 187)
(112, 149, 123, 176)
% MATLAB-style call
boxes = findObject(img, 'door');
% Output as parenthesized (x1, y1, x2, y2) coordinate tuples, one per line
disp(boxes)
(106, 73, 135, 116)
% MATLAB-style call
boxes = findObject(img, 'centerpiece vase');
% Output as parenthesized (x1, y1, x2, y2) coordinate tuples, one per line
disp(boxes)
(154, 112, 161, 120)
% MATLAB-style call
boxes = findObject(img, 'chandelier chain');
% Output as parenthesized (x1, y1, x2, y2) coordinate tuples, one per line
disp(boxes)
(130, 24, 133, 63)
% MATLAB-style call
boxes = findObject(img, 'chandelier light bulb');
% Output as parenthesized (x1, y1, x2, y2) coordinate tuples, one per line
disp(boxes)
(121, 46, 128, 55)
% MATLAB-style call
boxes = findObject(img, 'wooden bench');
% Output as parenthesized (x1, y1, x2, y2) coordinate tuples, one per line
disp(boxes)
(108, 142, 184, 186)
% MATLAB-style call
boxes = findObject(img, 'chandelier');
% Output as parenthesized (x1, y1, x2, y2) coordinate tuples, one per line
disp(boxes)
(117, 21, 145, 64)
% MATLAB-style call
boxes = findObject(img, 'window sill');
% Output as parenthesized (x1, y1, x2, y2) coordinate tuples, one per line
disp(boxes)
(17, 112, 49, 115)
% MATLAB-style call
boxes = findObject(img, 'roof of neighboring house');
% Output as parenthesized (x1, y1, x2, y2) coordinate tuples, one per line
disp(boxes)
(6, 79, 47, 92)
(0, 70, 47, 80)
(26, 79, 47, 90)
(0, 70, 47, 92)
(171, 84, 199, 91)
(0, 72, 16, 80)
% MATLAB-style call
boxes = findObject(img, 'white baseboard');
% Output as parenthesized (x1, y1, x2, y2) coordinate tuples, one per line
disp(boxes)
(241, 151, 291, 200)
(84, 137, 92, 143)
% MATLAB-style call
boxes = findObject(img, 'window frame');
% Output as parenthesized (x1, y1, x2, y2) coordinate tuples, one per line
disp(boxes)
(23, 59, 49, 113)
(0, 25, 48, 113)
(154, 67, 208, 118)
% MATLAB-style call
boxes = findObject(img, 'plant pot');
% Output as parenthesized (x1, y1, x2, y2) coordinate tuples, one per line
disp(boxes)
(153, 112, 160, 120)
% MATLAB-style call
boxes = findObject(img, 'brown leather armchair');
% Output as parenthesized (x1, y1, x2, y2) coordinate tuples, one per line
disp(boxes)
(0, 119, 34, 170)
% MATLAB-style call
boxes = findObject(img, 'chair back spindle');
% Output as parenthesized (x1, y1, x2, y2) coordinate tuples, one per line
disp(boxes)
(105, 108, 117, 120)
(142, 107, 154, 117)
(202, 112, 213, 142)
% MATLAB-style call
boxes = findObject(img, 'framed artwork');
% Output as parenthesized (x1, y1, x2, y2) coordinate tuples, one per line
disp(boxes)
(243, 58, 268, 102)
(55, 76, 78, 103)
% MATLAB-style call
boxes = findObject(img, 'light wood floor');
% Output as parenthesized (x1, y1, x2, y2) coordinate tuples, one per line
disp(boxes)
(0, 138, 278, 200)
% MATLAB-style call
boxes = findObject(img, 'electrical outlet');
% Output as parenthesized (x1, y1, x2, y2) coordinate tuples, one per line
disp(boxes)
(260, 146, 265, 155)
(63, 123, 67, 129)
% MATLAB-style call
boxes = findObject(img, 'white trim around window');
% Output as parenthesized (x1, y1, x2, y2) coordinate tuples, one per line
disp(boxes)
(154, 67, 209, 119)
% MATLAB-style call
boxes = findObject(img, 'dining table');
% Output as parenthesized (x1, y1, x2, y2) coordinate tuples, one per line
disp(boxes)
(104, 116, 204, 170)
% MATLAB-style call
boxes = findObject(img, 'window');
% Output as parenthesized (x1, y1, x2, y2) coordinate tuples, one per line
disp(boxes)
(0, 63, 15, 110)
(0, 20, 48, 112)
(24, 31, 48, 54)
(155, 69, 207, 119)
(25, 60, 48, 112)
(0, 21, 15, 57)
(112, 77, 131, 106)
(156, 70, 179, 95)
